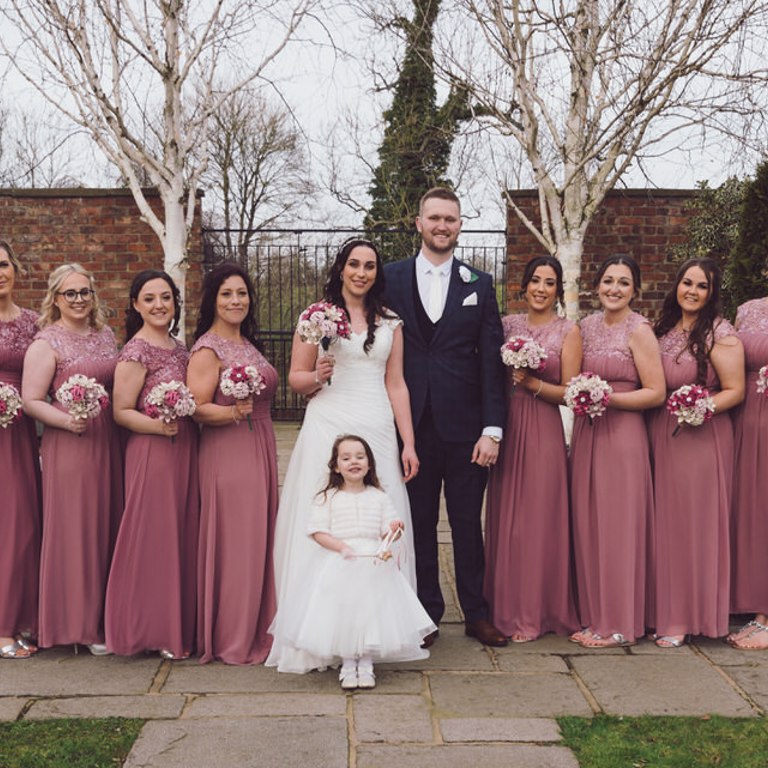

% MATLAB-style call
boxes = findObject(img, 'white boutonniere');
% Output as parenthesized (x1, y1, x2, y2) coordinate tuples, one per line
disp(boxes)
(458, 265, 478, 284)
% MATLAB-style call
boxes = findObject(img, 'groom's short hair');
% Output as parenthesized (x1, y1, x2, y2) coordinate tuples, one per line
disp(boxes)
(419, 187, 461, 216)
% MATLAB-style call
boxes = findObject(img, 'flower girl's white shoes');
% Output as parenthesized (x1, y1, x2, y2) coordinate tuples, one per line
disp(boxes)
(339, 662, 358, 690)
(356, 668, 376, 689)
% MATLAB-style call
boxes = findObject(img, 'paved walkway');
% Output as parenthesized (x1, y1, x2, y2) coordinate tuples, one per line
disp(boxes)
(1, 423, 766, 767)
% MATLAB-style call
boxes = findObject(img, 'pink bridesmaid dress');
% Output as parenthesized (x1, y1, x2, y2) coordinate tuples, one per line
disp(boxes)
(484, 314, 578, 639)
(192, 332, 278, 664)
(36, 324, 123, 648)
(647, 319, 735, 638)
(570, 311, 653, 642)
(0, 309, 41, 641)
(105, 338, 199, 657)
(730, 299, 768, 615)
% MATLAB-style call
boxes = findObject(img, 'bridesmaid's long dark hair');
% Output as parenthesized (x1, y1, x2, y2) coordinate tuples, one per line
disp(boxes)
(520, 255, 565, 308)
(194, 263, 260, 348)
(125, 270, 182, 342)
(654, 257, 722, 385)
(323, 238, 395, 354)
(594, 254, 642, 298)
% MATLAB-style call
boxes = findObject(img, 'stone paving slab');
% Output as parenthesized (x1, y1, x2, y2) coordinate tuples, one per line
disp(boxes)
(357, 744, 579, 768)
(440, 717, 562, 743)
(495, 653, 570, 674)
(725, 666, 768, 711)
(124, 717, 348, 768)
(0, 697, 27, 721)
(429, 672, 592, 718)
(25, 694, 185, 720)
(0, 649, 159, 696)
(572, 655, 756, 716)
(495, 634, 625, 655)
(695, 638, 768, 667)
(390, 625, 495, 671)
(353, 693, 433, 743)
(182, 693, 346, 718)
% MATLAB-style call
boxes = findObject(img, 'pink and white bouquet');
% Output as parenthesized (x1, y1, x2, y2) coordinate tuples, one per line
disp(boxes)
(296, 301, 351, 385)
(144, 381, 196, 442)
(0, 382, 23, 429)
(756, 365, 768, 398)
(666, 384, 715, 436)
(564, 372, 612, 423)
(500, 336, 547, 371)
(55, 374, 109, 423)
(219, 365, 266, 431)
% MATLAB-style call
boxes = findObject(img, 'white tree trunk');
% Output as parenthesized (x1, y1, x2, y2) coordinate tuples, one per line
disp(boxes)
(557, 236, 586, 322)
(160, 190, 190, 336)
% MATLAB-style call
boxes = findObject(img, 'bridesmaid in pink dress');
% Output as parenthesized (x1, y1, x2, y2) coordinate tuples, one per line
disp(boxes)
(570, 255, 666, 648)
(22, 264, 122, 654)
(648, 258, 744, 648)
(484, 255, 580, 641)
(0, 240, 41, 659)
(105, 270, 199, 659)
(726, 297, 768, 650)
(187, 263, 278, 664)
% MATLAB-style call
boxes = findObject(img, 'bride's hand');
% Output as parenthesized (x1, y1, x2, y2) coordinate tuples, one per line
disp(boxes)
(315, 354, 335, 385)
(401, 444, 419, 482)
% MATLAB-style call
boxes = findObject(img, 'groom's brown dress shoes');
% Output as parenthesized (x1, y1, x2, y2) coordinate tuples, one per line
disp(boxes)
(465, 619, 508, 647)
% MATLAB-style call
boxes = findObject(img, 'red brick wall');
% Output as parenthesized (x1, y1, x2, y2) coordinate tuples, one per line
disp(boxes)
(505, 188, 697, 320)
(0, 188, 203, 343)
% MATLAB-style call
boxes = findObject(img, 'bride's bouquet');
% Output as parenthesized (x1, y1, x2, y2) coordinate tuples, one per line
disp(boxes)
(220, 365, 266, 432)
(56, 374, 109, 428)
(145, 380, 196, 441)
(296, 302, 351, 385)
(0, 382, 23, 429)
(564, 372, 612, 424)
(756, 365, 768, 398)
(500, 336, 547, 371)
(666, 384, 715, 436)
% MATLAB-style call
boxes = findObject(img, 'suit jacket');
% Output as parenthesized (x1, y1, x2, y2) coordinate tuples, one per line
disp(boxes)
(384, 256, 506, 442)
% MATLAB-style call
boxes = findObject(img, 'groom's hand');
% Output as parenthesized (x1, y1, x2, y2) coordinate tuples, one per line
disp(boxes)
(471, 435, 499, 468)
(401, 445, 420, 482)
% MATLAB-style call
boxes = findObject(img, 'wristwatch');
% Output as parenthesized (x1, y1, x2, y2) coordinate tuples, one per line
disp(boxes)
(487, 435, 501, 444)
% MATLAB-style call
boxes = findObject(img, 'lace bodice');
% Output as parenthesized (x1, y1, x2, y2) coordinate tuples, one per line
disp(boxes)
(735, 299, 768, 373)
(190, 331, 277, 418)
(501, 313, 574, 385)
(119, 337, 190, 412)
(657, 318, 735, 390)
(0, 308, 38, 386)
(35, 323, 119, 395)
(579, 311, 647, 389)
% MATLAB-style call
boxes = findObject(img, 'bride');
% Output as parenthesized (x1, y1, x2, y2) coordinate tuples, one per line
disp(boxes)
(266, 238, 419, 673)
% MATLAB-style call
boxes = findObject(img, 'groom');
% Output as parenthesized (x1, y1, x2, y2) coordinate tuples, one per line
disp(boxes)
(384, 187, 508, 648)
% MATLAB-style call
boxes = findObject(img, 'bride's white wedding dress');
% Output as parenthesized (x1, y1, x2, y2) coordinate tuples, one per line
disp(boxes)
(266, 317, 417, 673)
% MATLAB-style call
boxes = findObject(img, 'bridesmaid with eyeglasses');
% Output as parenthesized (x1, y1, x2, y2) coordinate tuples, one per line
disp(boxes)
(22, 263, 123, 655)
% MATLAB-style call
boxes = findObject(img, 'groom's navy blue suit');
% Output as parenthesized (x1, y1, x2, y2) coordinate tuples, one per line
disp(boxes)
(384, 256, 506, 624)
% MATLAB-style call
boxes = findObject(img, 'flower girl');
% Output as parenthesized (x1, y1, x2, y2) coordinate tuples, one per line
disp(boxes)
(287, 434, 435, 690)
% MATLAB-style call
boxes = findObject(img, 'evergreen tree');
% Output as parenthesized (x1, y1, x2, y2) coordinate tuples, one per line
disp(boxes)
(364, 0, 471, 260)
(726, 160, 768, 319)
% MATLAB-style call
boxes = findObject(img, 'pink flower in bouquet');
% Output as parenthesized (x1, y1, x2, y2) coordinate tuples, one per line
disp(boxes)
(756, 365, 768, 398)
(666, 384, 715, 436)
(296, 301, 351, 385)
(55, 374, 109, 423)
(500, 336, 547, 371)
(219, 365, 265, 430)
(564, 372, 612, 423)
(145, 380, 196, 424)
(0, 382, 23, 429)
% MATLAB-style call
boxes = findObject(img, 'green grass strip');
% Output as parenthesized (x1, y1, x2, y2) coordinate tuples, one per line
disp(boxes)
(0, 717, 144, 768)
(559, 715, 768, 768)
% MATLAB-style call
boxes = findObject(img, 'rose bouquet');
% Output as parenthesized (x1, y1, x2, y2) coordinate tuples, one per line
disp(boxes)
(564, 372, 612, 424)
(500, 336, 547, 371)
(666, 384, 715, 436)
(220, 365, 265, 431)
(145, 380, 196, 442)
(296, 301, 351, 385)
(55, 374, 109, 431)
(756, 365, 768, 398)
(0, 382, 23, 429)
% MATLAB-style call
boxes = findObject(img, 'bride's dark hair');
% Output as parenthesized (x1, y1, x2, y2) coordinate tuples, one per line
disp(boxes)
(317, 434, 382, 501)
(323, 238, 395, 353)
(653, 257, 722, 385)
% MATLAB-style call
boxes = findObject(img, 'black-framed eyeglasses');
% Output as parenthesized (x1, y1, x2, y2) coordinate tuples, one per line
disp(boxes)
(56, 288, 95, 303)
